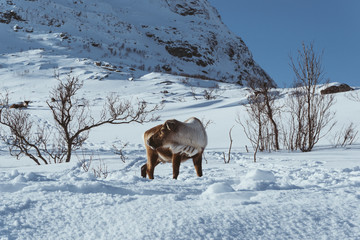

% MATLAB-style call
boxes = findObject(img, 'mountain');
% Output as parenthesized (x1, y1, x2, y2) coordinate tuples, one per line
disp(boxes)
(0, 0, 274, 86)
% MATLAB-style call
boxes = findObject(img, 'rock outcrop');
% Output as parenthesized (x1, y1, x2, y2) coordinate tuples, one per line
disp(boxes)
(321, 84, 354, 95)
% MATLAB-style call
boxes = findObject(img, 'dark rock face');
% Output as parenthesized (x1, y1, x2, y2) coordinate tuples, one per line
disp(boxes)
(166, 0, 208, 18)
(175, 4, 199, 16)
(320, 84, 354, 95)
(0, 10, 24, 24)
(164, 42, 214, 67)
(165, 44, 201, 59)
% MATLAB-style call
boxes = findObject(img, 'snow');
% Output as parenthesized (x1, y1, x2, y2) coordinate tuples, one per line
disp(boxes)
(1, 57, 360, 239)
(1, 1, 360, 239)
(1, 146, 360, 239)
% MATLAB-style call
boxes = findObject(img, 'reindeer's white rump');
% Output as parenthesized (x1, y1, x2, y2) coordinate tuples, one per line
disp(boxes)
(165, 117, 207, 157)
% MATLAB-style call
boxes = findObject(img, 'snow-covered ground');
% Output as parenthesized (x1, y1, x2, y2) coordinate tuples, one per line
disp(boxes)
(1, 147, 360, 240)
(1, 47, 360, 239)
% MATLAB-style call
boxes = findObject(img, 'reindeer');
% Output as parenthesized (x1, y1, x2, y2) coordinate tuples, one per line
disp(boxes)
(141, 117, 207, 179)
(9, 101, 30, 109)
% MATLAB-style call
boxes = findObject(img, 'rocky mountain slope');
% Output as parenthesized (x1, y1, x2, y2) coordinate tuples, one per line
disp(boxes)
(0, 0, 274, 85)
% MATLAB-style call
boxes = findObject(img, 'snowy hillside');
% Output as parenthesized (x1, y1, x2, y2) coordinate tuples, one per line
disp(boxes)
(0, 0, 273, 85)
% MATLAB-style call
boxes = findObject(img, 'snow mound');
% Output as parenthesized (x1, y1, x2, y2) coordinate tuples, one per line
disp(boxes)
(203, 182, 235, 195)
(238, 169, 278, 191)
(202, 182, 258, 202)
(245, 169, 276, 182)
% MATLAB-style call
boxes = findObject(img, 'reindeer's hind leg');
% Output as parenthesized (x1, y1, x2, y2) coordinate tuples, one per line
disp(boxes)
(192, 152, 203, 177)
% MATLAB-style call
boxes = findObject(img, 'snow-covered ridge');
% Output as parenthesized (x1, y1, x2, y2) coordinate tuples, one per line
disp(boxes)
(0, 0, 273, 85)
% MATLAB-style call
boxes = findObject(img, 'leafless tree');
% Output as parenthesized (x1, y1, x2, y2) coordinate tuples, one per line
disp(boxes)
(288, 42, 336, 152)
(0, 74, 161, 165)
(237, 94, 268, 162)
(247, 76, 281, 150)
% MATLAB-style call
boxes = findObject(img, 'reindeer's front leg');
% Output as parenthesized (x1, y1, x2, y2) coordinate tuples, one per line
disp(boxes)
(172, 153, 182, 179)
(144, 146, 159, 179)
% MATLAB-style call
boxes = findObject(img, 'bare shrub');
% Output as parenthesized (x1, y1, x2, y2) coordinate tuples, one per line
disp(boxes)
(347, 90, 360, 102)
(0, 109, 52, 165)
(237, 94, 268, 162)
(203, 88, 217, 100)
(78, 151, 92, 173)
(287, 42, 336, 152)
(78, 152, 108, 179)
(191, 86, 222, 100)
(0, 73, 161, 165)
(237, 75, 281, 160)
(0, 91, 9, 107)
(247, 76, 282, 150)
(113, 141, 129, 163)
(331, 122, 359, 147)
(191, 87, 200, 100)
(93, 159, 108, 179)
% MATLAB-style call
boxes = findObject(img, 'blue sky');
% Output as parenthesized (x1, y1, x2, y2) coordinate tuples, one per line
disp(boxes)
(208, 0, 360, 87)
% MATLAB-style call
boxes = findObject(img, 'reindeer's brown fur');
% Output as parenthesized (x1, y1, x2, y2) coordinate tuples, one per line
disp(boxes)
(141, 117, 207, 179)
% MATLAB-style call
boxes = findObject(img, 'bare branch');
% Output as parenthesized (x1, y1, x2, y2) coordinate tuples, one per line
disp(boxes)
(113, 142, 129, 163)
(332, 122, 359, 147)
(0, 109, 50, 165)
(200, 117, 213, 130)
(347, 90, 360, 102)
(223, 126, 234, 164)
